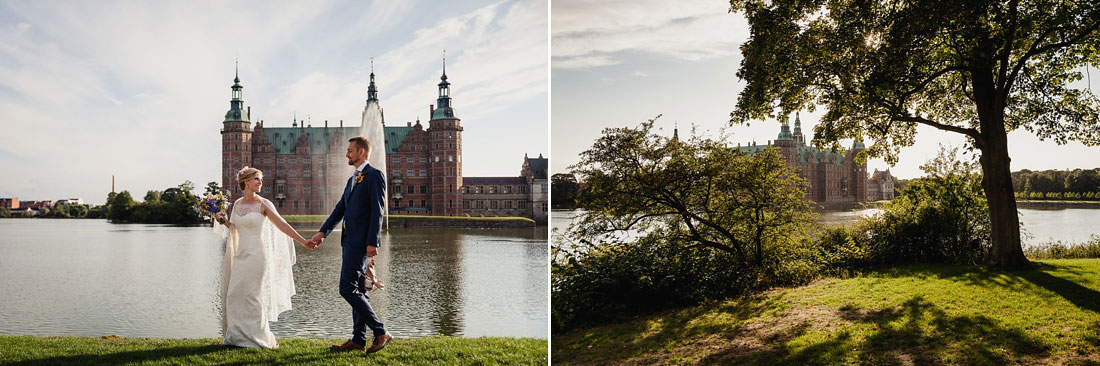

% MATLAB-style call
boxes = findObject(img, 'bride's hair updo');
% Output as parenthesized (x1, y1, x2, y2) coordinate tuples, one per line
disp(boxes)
(237, 166, 262, 190)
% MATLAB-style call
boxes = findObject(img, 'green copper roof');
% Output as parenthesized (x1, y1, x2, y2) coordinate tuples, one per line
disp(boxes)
(431, 106, 457, 120)
(384, 126, 413, 154)
(261, 125, 412, 155)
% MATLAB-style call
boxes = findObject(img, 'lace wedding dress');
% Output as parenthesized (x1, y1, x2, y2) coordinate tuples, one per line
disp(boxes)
(213, 197, 296, 348)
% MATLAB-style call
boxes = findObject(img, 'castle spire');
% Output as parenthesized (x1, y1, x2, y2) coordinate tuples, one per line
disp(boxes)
(793, 111, 804, 144)
(431, 50, 458, 121)
(367, 57, 379, 103)
(224, 62, 247, 122)
(777, 114, 793, 141)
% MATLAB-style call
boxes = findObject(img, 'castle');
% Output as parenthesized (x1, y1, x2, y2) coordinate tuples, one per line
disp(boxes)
(219, 63, 547, 221)
(737, 113, 868, 203)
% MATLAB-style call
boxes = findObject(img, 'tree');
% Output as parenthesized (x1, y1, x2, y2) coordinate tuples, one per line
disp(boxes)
(551, 173, 581, 209)
(161, 181, 199, 224)
(143, 190, 162, 203)
(728, 0, 1100, 268)
(570, 118, 813, 266)
(108, 191, 134, 222)
(0, 207, 9, 218)
(204, 181, 221, 196)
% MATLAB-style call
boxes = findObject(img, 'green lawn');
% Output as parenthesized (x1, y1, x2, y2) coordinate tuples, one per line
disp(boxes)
(0, 335, 547, 365)
(553, 259, 1100, 365)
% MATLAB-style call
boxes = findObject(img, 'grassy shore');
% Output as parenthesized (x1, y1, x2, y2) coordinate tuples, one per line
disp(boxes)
(0, 335, 546, 365)
(553, 259, 1100, 365)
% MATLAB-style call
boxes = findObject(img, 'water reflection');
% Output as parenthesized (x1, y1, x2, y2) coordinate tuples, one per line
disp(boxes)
(0, 219, 547, 339)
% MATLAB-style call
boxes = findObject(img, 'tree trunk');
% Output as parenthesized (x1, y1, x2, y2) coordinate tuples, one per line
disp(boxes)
(978, 136, 1029, 268)
(970, 64, 1030, 269)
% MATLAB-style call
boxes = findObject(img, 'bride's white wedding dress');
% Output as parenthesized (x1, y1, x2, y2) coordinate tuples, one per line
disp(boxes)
(213, 197, 296, 348)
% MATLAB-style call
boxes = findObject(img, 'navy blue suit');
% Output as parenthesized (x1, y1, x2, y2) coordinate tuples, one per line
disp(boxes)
(320, 163, 386, 343)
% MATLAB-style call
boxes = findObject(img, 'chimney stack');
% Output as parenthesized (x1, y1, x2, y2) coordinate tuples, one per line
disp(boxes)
(325, 120, 328, 129)
(429, 105, 434, 118)
(247, 106, 251, 121)
(340, 120, 343, 128)
(112, 175, 115, 193)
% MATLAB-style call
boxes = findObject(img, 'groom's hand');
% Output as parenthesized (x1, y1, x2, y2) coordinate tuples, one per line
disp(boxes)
(367, 246, 377, 257)
(310, 232, 325, 248)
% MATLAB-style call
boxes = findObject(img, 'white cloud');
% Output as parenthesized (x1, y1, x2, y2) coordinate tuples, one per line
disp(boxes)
(551, 0, 746, 69)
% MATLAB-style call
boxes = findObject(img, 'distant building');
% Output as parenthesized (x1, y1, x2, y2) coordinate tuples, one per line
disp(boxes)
(54, 198, 85, 207)
(461, 154, 548, 222)
(220, 61, 464, 216)
(20, 201, 52, 210)
(0, 198, 18, 210)
(867, 169, 897, 201)
(738, 113, 867, 203)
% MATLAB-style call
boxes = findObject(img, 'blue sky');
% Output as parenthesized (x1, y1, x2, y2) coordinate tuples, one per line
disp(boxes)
(0, 0, 548, 205)
(552, 0, 1100, 181)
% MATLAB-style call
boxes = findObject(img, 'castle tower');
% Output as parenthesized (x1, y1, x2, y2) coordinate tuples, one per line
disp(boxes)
(850, 138, 867, 201)
(221, 62, 252, 196)
(774, 114, 797, 166)
(427, 56, 463, 216)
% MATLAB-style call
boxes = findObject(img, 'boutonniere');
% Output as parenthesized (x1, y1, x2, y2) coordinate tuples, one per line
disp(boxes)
(354, 171, 365, 185)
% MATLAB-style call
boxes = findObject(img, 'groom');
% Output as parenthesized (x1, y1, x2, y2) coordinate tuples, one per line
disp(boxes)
(309, 136, 393, 353)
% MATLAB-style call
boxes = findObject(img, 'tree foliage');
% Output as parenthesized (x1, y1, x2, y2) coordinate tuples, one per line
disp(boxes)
(728, 0, 1100, 268)
(550, 173, 581, 209)
(569, 117, 814, 266)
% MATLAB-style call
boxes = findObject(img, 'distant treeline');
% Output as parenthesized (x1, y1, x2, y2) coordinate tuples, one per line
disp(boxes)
(106, 181, 221, 224)
(0, 203, 101, 219)
(1011, 168, 1100, 200)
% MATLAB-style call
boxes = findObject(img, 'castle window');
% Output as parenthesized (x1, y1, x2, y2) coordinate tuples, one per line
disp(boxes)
(477, 200, 484, 209)
(304, 186, 311, 195)
(289, 169, 296, 177)
(393, 170, 400, 177)
(278, 157, 285, 164)
(234, 157, 239, 163)
(519, 200, 526, 209)
(435, 156, 440, 162)
(490, 200, 498, 209)
(407, 185, 413, 194)
(306, 201, 310, 209)
(407, 169, 414, 176)
(449, 200, 453, 208)
(265, 157, 272, 164)
(463, 200, 470, 209)
(394, 185, 402, 194)
(475, 186, 483, 194)
(294, 201, 298, 209)
(489, 186, 496, 194)
(407, 199, 412, 207)
(406, 157, 413, 163)
(419, 169, 426, 177)
(505, 201, 512, 209)
(448, 184, 453, 193)
(462, 186, 469, 194)
(504, 186, 511, 194)
(289, 157, 297, 164)
(449, 155, 453, 162)
(303, 169, 311, 177)
(419, 185, 428, 194)
(420, 157, 427, 163)
(420, 200, 425, 207)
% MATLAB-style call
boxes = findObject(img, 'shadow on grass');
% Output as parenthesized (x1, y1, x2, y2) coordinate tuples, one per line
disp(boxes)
(552, 293, 783, 364)
(703, 296, 1049, 365)
(871, 261, 1100, 314)
(4, 344, 226, 366)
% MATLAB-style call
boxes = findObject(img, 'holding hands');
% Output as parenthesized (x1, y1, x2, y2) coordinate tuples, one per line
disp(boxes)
(304, 232, 325, 250)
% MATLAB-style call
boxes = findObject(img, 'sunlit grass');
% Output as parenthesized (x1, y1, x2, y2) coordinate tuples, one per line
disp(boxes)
(553, 259, 1100, 365)
(0, 335, 547, 365)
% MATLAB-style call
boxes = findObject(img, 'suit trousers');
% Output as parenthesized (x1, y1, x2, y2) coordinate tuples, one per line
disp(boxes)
(339, 242, 386, 344)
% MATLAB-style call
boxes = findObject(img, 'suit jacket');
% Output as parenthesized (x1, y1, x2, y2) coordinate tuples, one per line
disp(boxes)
(320, 163, 386, 248)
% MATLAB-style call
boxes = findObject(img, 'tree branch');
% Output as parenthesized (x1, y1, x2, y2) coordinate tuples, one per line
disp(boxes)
(891, 114, 983, 142)
(1005, 7, 1100, 94)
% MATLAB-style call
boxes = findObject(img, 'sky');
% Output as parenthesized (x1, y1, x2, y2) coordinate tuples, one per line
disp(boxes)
(551, 0, 1100, 181)
(0, 0, 548, 205)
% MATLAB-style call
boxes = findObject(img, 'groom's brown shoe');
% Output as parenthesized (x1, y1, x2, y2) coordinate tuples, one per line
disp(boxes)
(331, 339, 365, 352)
(365, 332, 393, 354)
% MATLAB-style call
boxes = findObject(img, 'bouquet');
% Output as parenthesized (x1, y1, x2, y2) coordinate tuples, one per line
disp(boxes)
(194, 192, 230, 223)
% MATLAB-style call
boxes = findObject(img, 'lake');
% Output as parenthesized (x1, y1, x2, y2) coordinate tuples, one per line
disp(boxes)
(0, 219, 547, 339)
(553, 207, 1100, 248)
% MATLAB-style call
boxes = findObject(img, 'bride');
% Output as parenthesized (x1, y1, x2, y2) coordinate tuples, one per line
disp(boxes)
(213, 166, 313, 348)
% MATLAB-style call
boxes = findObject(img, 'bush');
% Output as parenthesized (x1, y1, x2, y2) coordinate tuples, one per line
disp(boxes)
(552, 229, 822, 332)
(816, 146, 991, 266)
